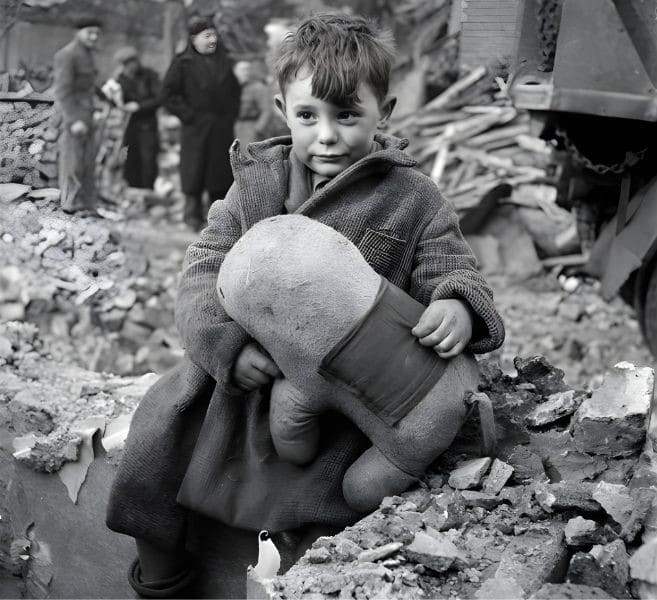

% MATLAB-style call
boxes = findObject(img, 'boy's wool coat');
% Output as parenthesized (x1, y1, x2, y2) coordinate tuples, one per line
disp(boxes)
(107, 134, 505, 549)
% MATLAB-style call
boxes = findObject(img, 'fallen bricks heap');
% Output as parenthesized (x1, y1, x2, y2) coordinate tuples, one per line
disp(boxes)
(253, 356, 657, 600)
(1, 320, 656, 599)
(0, 183, 184, 378)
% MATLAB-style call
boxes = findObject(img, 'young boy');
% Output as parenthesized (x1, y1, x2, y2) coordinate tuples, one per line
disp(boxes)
(107, 12, 504, 597)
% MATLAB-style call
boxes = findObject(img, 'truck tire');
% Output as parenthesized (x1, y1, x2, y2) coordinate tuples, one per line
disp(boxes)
(641, 263, 657, 358)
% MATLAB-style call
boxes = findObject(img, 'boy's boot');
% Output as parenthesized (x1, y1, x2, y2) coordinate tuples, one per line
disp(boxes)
(128, 539, 197, 599)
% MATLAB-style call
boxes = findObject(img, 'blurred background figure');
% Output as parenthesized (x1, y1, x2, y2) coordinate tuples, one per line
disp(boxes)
(113, 46, 162, 190)
(53, 17, 103, 215)
(233, 59, 271, 146)
(161, 15, 241, 231)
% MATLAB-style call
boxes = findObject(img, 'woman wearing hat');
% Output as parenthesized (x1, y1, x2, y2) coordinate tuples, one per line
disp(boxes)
(113, 46, 162, 190)
(161, 16, 241, 230)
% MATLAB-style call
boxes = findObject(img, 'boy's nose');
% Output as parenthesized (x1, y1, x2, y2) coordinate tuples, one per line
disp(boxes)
(317, 120, 338, 145)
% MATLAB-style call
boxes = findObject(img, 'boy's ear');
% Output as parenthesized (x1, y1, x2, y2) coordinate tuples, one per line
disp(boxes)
(274, 93, 288, 124)
(377, 96, 396, 128)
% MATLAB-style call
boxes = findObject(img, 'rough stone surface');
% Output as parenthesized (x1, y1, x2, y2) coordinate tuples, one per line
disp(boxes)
(482, 458, 514, 494)
(448, 457, 492, 490)
(629, 537, 657, 585)
(495, 523, 568, 596)
(506, 445, 548, 484)
(564, 517, 616, 547)
(567, 539, 630, 598)
(404, 528, 468, 573)
(572, 363, 654, 457)
(534, 482, 603, 514)
(461, 490, 504, 510)
(529, 583, 614, 598)
(525, 390, 586, 427)
(475, 574, 525, 599)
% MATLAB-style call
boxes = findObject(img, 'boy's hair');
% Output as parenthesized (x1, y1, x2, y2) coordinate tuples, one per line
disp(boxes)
(274, 13, 396, 107)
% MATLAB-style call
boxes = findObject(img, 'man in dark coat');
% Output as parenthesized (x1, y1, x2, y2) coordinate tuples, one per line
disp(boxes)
(114, 47, 161, 189)
(53, 18, 102, 214)
(161, 16, 241, 230)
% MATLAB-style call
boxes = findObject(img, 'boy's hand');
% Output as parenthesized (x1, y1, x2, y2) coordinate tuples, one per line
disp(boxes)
(232, 342, 281, 391)
(412, 299, 473, 359)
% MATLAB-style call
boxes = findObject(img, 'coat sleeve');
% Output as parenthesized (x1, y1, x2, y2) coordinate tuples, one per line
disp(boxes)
(174, 185, 250, 383)
(53, 49, 82, 124)
(134, 69, 161, 115)
(410, 194, 505, 354)
(161, 58, 195, 124)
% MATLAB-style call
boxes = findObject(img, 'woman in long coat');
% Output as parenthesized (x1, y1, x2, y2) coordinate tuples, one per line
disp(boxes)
(162, 17, 241, 230)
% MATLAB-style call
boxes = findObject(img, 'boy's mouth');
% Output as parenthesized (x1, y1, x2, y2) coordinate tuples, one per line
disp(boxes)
(315, 155, 345, 162)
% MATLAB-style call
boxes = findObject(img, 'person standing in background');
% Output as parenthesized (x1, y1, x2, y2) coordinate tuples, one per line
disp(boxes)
(53, 17, 103, 214)
(113, 46, 162, 190)
(161, 16, 241, 231)
(233, 60, 271, 146)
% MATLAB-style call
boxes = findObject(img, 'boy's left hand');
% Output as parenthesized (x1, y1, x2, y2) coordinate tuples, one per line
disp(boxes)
(412, 298, 473, 359)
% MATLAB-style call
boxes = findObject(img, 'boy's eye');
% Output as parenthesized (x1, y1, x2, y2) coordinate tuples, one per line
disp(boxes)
(337, 111, 359, 123)
(296, 111, 316, 122)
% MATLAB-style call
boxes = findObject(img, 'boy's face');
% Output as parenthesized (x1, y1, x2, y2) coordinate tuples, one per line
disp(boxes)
(275, 70, 395, 178)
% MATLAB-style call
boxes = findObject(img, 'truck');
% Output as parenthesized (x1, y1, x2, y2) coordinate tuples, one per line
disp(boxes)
(505, 0, 657, 356)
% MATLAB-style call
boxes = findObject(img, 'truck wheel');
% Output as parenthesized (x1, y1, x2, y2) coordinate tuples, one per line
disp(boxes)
(641, 263, 657, 358)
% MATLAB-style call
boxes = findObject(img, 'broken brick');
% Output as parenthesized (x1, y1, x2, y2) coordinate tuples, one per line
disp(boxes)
(529, 583, 614, 598)
(567, 539, 630, 598)
(572, 363, 654, 458)
(514, 356, 569, 396)
(525, 390, 586, 427)
(461, 490, 504, 510)
(494, 522, 567, 596)
(534, 482, 603, 514)
(482, 458, 514, 494)
(448, 457, 492, 490)
(506, 445, 548, 485)
(404, 528, 468, 573)
(564, 516, 617, 547)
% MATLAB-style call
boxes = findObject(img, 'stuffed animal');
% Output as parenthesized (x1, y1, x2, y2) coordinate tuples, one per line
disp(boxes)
(217, 215, 481, 511)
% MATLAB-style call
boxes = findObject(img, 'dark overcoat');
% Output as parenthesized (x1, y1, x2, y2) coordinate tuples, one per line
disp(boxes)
(107, 134, 506, 550)
(118, 66, 161, 188)
(161, 43, 241, 198)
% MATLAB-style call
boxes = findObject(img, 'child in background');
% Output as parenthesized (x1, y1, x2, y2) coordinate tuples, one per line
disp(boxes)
(107, 12, 505, 598)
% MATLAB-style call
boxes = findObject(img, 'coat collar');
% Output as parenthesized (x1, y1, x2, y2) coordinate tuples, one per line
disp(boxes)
(229, 133, 416, 230)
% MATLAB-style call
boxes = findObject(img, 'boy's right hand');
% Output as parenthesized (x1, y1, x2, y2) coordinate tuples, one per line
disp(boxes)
(232, 342, 281, 391)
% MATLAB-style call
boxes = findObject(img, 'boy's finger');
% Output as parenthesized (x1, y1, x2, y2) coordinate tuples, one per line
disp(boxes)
(254, 355, 281, 377)
(412, 311, 444, 337)
(437, 339, 466, 359)
(418, 318, 454, 347)
(434, 331, 458, 354)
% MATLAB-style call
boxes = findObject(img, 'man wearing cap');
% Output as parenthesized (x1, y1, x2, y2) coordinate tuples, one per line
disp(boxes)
(114, 47, 162, 190)
(161, 15, 241, 230)
(53, 18, 103, 214)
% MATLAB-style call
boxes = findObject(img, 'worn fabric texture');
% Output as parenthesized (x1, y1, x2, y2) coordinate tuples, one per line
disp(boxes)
(107, 133, 505, 547)
(161, 43, 241, 199)
(53, 39, 99, 210)
(118, 66, 161, 188)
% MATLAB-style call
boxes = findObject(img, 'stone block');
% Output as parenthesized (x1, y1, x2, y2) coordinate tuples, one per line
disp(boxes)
(564, 516, 617, 547)
(461, 490, 504, 510)
(592, 482, 633, 528)
(448, 457, 492, 490)
(423, 491, 468, 531)
(513, 356, 569, 396)
(534, 482, 602, 513)
(525, 390, 586, 427)
(475, 574, 525, 599)
(567, 539, 630, 598)
(629, 537, 657, 599)
(572, 363, 654, 457)
(495, 522, 568, 596)
(404, 528, 468, 573)
(529, 583, 614, 598)
(507, 445, 547, 484)
(482, 458, 514, 494)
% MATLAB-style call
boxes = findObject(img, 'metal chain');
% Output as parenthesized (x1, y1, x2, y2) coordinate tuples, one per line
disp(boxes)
(535, 0, 563, 72)
(555, 127, 649, 175)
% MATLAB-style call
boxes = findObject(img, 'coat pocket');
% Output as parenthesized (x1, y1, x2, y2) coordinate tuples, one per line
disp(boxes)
(357, 229, 407, 276)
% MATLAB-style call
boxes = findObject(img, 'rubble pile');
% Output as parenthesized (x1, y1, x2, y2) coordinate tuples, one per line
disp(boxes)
(0, 184, 184, 376)
(389, 67, 552, 213)
(0, 98, 59, 189)
(265, 357, 657, 600)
